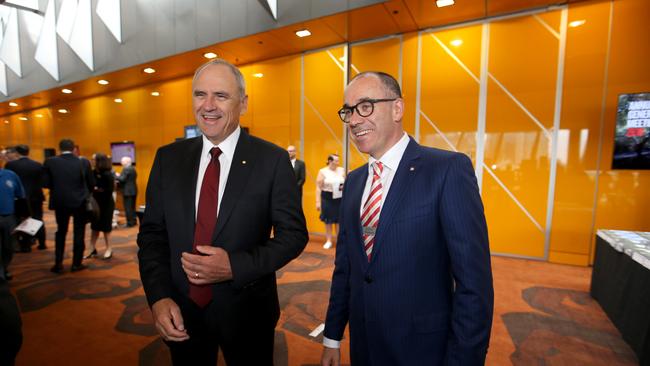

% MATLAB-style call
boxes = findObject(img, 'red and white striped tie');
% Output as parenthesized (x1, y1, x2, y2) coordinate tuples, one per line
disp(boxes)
(361, 162, 383, 261)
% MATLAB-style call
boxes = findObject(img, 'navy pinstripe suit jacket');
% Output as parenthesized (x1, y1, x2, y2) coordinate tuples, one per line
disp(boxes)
(324, 138, 494, 366)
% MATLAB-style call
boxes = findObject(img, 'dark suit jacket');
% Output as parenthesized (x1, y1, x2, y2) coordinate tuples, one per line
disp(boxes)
(137, 130, 308, 329)
(117, 165, 137, 197)
(5, 157, 45, 203)
(43, 154, 95, 210)
(293, 159, 305, 189)
(324, 138, 494, 366)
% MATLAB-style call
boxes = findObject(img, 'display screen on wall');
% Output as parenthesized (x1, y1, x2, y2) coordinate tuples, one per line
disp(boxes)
(184, 125, 201, 138)
(110, 141, 136, 165)
(612, 92, 650, 169)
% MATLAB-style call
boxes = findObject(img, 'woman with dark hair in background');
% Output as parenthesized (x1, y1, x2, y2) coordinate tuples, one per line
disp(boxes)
(85, 153, 115, 259)
(316, 154, 345, 249)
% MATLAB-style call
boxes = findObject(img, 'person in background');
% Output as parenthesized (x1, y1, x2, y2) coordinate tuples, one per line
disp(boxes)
(5, 144, 47, 251)
(137, 58, 308, 365)
(85, 153, 115, 260)
(43, 139, 95, 273)
(287, 145, 306, 202)
(0, 164, 25, 280)
(115, 156, 137, 227)
(0, 276, 22, 365)
(321, 71, 494, 366)
(316, 154, 345, 249)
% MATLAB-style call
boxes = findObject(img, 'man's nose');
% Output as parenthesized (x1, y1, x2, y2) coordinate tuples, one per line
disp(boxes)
(203, 96, 217, 110)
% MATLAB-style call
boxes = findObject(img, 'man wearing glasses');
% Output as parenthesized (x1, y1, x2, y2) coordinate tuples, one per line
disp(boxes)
(321, 71, 494, 366)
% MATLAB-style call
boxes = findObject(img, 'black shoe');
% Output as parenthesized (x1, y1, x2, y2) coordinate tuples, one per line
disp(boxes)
(71, 264, 88, 272)
(83, 249, 97, 259)
(37, 245, 47, 250)
(4, 271, 12, 280)
(50, 264, 64, 274)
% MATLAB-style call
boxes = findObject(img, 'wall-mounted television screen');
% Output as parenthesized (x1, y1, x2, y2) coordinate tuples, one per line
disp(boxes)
(184, 125, 201, 139)
(612, 92, 650, 169)
(110, 141, 136, 165)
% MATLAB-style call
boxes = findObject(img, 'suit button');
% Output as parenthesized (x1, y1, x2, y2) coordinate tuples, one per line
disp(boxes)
(364, 275, 373, 284)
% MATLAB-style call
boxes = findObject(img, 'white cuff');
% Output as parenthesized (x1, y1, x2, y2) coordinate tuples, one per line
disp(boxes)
(323, 336, 341, 349)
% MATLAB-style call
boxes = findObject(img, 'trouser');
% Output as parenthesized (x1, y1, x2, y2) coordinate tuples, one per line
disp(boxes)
(123, 195, 137, 226)
(54, 205, 87, 267)
(0, 215, 16, 278)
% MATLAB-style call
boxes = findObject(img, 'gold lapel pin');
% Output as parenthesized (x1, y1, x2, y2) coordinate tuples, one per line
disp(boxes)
(242, 160, 247, 165)
(409, 166, 415, 171)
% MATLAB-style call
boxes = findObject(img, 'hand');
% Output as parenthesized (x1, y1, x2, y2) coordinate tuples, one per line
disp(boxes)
(316, 202, 321, 211)
(151, 298, 189, 342)
(321, 346, 340, 366)
(181, 246, 233, 284)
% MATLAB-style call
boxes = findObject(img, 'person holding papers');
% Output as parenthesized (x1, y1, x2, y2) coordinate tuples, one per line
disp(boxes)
(316, 154, 345, 249)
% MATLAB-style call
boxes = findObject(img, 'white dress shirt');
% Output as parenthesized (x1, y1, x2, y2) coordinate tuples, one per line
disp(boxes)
(323, 132, 410, 349)
(195, 127, 241, 218)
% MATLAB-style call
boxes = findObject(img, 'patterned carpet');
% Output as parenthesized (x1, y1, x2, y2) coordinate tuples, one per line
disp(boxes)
(7, 211, 638, 365)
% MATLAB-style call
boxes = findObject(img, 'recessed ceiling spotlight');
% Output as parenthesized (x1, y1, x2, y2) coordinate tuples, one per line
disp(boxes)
(9, 102, 18, 107)
(568, 19, 586, 28)
(203, 52, 217, 59)
(35, 114, 43, 118)
(58, 109, 68, 113)
(295, 29, 311, 38)
(143, 67, 156, 74)
(19, 116, 28, 121)
(3, 120, 8, 124)
(97, 79, 109, 85)
(62, 88, 72, 94)
(151, 91, 160, 96)
(436, 0, 454, 7)
(253, 73, 264, 78)
(114, 98, 123, 103)
(450, 39, 463, 47)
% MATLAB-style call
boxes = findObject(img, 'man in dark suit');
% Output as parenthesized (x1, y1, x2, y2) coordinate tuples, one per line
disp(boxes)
(5, 144, 47, 250)
(321, 72, 494, 366)
(137, 59, 308, 365)
(116, 156, 137, 227)
(43, 139, 95, 273)
(287, 145, 306, 201)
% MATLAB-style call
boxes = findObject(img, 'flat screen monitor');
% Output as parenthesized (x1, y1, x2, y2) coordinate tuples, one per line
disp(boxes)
(110, 141, 136, 165)
(612, 92, 650, 169)
(184, 125, 201, 139)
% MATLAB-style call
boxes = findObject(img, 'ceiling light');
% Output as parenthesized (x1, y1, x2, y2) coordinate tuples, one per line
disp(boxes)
(9, 102, 18, 107)
(114, 98, 123, 103)
(3, 120, 8, 124)
(295, 29, 311, 38)
(253, 73, 264, 78)
(97, 79, 109, 85)
(58, 109, 68, 113)
(150, 91, 160, 96)
(19, 117, 28, 121)
(450, 39, 463, 47)
(62, 88, 72, 94)
(436, 0, 454, 7)
(203, 52, 217, 59)
(35, 114, 43, 118)
(143, 67, 156, 74)
(569, 19, 586, 28)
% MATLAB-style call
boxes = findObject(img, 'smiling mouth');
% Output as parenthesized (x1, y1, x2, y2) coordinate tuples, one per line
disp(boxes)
(202, 114, 222, 122)
(353, 129, 372, 137)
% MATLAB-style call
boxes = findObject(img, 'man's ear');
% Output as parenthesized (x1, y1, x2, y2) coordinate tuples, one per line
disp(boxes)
(240, 94, 249, 115)
(393, 98, 404, 122)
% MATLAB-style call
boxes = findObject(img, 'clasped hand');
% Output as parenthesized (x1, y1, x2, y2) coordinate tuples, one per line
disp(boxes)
(181, 245, 233, 284)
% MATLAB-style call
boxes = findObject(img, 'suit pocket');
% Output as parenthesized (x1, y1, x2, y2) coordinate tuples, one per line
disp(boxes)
(413, 312, 449, 333)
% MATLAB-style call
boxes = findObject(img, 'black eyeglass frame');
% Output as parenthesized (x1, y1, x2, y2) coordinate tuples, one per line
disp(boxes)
(337, 98, 398, 123)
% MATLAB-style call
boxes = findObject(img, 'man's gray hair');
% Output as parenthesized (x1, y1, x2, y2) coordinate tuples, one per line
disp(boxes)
(192, 59, 246, 99)
(350, 71, 402, 98)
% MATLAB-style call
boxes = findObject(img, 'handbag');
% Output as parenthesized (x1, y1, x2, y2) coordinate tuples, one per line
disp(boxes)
(85, 195, 100, 221)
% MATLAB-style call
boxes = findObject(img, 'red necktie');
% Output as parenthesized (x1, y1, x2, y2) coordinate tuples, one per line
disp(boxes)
(361, 162, 383, 261)
(189, 147, 222, 307)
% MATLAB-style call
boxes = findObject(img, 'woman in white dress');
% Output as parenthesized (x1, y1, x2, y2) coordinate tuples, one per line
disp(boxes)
(316, 154, 345, 249)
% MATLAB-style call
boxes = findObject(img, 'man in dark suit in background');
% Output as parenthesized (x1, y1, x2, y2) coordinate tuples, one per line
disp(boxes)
(137, 59, 308, 365)
(287, 145, 306, 202)
(5, 144, 47, 251)
(116, 156, 138, 227)
(44, 139, 95, 273)
(321, 72, 494, 366)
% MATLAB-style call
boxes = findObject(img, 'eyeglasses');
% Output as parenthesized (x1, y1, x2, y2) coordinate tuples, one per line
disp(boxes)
(337, 98, 397, 123)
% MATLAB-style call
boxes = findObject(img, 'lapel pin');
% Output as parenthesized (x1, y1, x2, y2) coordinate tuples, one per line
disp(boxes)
(409, 166, 415, 171)
(242, 160, 247, 165)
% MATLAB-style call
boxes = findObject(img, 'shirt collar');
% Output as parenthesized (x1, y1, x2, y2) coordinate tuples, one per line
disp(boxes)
(201, 126, 241, 160)
(368, 132, 409, 174)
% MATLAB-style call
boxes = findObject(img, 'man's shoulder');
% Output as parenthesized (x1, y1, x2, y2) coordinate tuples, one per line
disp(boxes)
(157, 137, 200, 155)
(246, 134, 287, 158)
(414, 144, 470, 165)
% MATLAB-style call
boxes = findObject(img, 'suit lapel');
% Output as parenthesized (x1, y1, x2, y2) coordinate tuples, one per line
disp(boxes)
(369, 138, 421, 265)
(212, 130, 255, 242)
(182, 137, 203, 250)
(349, 166, 369, 267)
